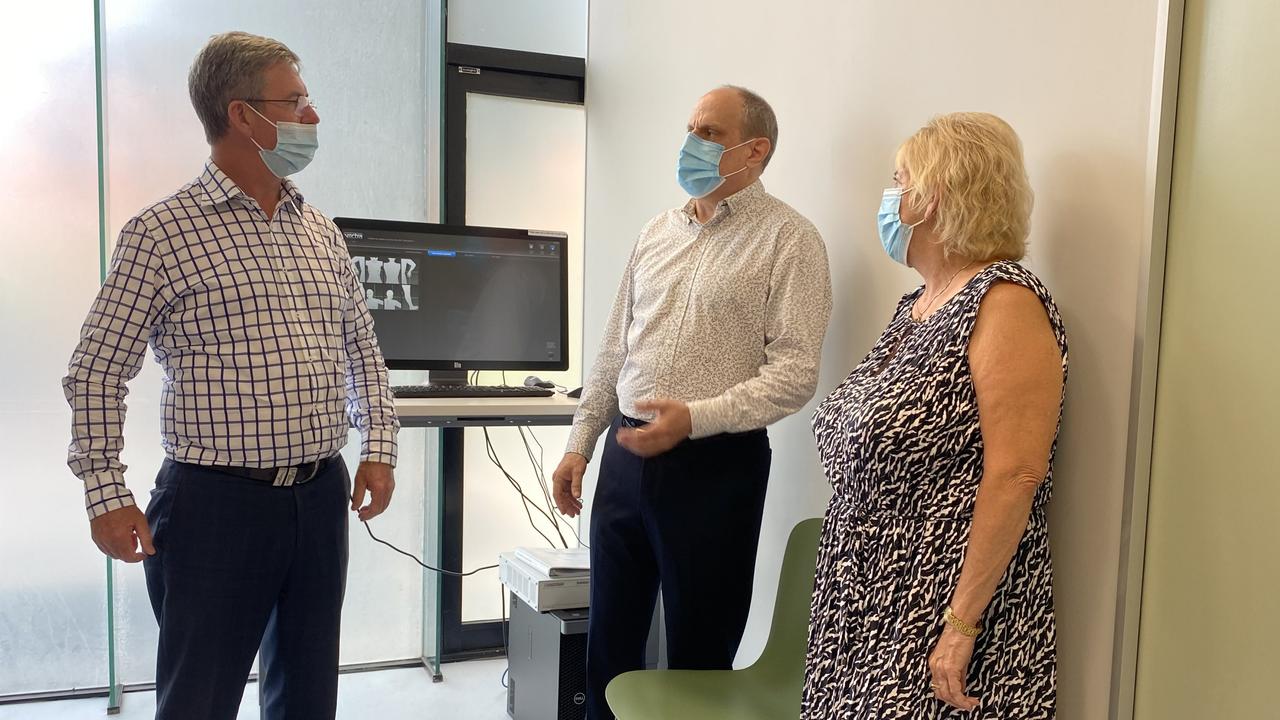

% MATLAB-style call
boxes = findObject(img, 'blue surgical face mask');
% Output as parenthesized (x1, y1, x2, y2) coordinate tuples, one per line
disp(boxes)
(247, 103, 318, 177)
(676, 133, 754, 198)
(877, 187, 927, 266)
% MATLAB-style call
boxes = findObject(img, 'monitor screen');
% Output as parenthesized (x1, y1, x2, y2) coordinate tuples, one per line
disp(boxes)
(335, 218, 568, 371)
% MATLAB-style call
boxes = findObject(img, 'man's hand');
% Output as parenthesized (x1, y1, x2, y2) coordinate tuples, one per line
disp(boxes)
(352, 461, 395, 521)
(552, 453, 588, 517)
(90, 505, 156, 563)
(616, 399, 693, 458)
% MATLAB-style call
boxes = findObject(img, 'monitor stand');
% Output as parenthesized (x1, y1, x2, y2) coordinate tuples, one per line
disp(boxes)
(428, 370, 468, 386)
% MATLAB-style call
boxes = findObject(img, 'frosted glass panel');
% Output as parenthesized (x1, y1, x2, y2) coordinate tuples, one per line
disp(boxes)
(99, 1, 433, 682)
(0, 3, 111, 695)
(449, 0, 586, 57)
(462, 94, 585, 621)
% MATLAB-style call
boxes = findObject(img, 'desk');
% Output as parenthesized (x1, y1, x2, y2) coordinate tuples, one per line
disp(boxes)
(397, 394, 581, 428)
(398, 395, 578, 679)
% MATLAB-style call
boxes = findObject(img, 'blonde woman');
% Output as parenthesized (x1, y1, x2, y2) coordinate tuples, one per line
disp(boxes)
(802, 113, 1067, 719)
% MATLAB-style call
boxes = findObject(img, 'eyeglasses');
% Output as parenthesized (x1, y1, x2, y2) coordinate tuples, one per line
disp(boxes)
(241, 95, 317, 117)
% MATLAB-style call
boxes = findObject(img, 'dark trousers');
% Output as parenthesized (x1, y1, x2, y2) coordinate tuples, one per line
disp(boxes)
(586, 417, 771, 720)
(143, 457, 350, 720)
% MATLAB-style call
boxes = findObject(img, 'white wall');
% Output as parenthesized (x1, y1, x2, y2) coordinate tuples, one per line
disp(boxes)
(583, 2, 1163, 718)
(449, 0, 587, 57)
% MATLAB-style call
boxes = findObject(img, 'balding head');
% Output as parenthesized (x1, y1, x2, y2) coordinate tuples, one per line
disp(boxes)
(687, 86, 778, 169)
(685, 86, 776, 190)
(720, 85, 778, 169)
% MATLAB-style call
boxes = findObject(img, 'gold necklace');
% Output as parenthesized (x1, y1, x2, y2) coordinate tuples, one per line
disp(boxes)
(913, 260, 976, 322)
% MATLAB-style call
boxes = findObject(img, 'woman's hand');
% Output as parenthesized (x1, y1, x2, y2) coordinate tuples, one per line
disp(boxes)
(928, 626, 980, 711)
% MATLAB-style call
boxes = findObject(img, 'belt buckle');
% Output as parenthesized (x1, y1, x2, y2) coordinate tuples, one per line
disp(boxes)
(273, 466, 298, 487)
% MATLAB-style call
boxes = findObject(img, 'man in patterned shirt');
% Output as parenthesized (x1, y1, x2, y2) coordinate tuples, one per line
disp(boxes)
(63, 32, 398, 720)
(552, 86, 832, 719)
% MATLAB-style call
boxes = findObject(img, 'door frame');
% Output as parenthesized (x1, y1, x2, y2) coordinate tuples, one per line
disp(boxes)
(1110, 1, 1187, 718)
(439, 41, 586, 660)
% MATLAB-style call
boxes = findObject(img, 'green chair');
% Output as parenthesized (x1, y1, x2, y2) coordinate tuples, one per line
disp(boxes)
(606, 517, 824, 720)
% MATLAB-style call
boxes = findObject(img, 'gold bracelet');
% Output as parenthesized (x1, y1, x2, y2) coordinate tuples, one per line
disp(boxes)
(943, 606, 982, 637)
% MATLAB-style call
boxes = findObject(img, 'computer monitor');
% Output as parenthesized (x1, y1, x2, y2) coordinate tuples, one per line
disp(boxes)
(335, 217, 568, 374)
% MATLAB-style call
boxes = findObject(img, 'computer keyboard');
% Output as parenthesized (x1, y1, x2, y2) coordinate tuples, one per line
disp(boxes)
(391, 384, 555, 399)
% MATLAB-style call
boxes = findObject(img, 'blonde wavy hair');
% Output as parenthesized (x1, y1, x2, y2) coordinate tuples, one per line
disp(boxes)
(896, 112, 1033, 262)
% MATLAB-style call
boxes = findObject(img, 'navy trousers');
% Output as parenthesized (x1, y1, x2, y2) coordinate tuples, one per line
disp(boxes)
(586, 417, 771, 720)
(143, 457, 350, 720)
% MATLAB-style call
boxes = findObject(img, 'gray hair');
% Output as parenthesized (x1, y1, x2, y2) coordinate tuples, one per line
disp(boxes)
(188, 31, 299, 144)
(722, 85, 778, 169)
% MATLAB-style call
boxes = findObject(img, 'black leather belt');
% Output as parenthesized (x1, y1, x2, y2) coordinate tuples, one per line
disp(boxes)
(619, 414, 766, 442)
(206, 455, 335, 487)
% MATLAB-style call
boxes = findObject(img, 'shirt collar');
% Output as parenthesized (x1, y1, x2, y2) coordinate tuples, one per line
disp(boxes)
(681, 179, 767, 224)
(196, 159, 306, 213)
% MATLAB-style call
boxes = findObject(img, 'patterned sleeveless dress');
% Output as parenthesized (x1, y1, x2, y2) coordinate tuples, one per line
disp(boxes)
(801, 261, 1068, 719)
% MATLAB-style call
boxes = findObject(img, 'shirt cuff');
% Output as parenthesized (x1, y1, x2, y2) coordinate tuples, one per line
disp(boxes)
(84, 471, 138, 520)
(687, 397, 730, 439)
(361, 426, 399, 467)
(565, 425, 600, 462)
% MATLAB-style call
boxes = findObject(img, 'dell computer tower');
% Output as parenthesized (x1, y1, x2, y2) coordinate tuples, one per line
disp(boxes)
(508, 596, 589, 720)
(507, 594, 665, 720)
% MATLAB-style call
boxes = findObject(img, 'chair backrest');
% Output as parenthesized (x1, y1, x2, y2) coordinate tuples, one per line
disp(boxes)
(750, 517, 823, 681)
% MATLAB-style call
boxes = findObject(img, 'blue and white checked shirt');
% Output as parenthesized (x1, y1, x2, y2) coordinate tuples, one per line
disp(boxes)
(65, 160, 399, 519)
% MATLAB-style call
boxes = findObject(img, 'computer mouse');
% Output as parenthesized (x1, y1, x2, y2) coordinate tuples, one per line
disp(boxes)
(567, 387, 583, 398)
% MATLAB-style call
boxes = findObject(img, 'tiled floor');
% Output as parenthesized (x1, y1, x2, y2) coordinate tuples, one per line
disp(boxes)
(0, 660, 509, 720)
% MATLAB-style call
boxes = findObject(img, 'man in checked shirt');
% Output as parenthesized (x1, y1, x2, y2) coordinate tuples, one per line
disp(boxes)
(552, 86, 832, 719)
(63, 32, 397, 720)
